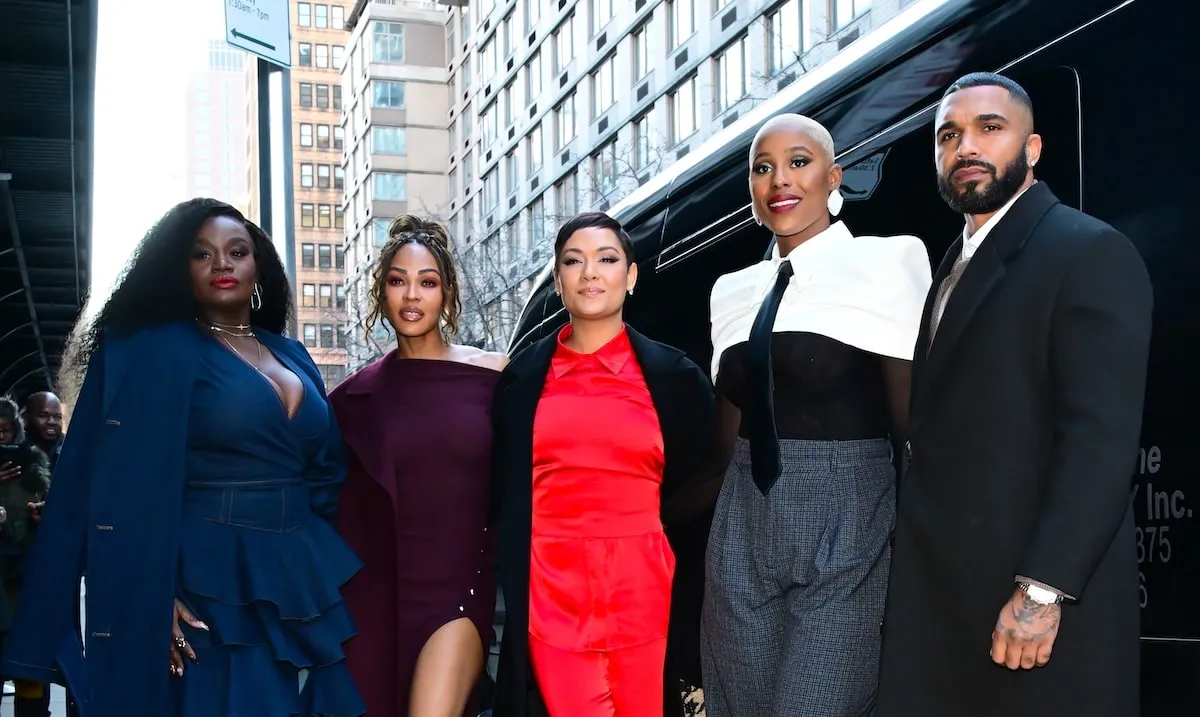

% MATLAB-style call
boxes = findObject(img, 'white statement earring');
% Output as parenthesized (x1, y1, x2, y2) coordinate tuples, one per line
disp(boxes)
(827, 189, 844, 217)
(250, 282, 263, 311)
(752, 209, 763, 226)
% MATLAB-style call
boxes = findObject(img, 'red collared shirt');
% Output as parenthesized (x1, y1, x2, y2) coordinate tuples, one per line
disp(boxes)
(528, 324, 674, 651)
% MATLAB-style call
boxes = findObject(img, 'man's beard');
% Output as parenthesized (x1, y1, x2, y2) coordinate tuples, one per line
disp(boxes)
(937, 151, 1029, 215)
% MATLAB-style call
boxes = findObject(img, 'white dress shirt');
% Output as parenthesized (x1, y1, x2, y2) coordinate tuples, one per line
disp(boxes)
(709, 220, 933, 381)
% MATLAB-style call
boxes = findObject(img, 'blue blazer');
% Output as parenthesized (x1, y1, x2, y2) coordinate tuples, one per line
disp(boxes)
(0, 322, 346, 717)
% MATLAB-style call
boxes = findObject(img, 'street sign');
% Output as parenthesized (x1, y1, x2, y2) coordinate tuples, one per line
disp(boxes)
(224, 0, 292, 68)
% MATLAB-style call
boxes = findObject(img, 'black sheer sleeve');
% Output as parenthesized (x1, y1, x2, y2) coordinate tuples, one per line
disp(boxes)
(879, 356, 912, 480)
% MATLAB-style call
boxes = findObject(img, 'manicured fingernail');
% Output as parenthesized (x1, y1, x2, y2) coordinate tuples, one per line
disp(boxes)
(198, 621, 209, 630)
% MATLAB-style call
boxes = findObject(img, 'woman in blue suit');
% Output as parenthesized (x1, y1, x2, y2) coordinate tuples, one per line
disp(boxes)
(1, 198, 364, 717)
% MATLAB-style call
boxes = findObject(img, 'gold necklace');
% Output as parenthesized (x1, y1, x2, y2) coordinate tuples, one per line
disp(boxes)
(197, 319, 255, 339)
(216, 334, 264, 375)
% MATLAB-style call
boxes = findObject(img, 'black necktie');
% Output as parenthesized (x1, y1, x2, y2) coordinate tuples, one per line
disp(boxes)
(746, 260, 794, 495)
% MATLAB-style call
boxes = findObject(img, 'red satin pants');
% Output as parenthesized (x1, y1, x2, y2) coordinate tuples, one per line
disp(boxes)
(529, 635, 666, 717)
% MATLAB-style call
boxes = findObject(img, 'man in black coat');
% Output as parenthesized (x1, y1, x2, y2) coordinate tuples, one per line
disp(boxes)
(875, 72, 1153, 716)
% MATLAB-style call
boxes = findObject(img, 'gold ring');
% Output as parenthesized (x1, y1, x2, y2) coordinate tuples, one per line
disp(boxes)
(174, 636, 187, 649)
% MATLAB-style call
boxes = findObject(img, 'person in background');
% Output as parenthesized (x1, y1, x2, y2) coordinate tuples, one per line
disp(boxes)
(21, 393, 61, 472)
(489, 212, 716, 717)
(0, 198, 364, 717)
(698, 114, 931, 717)
(875, 72, 1153, 717)
(0, 397, 51, 717)
(330, 214, 506, 717)
(18, 392, 60, 527)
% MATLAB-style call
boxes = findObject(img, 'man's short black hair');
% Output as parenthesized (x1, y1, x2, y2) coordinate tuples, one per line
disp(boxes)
(943, 72, 1034, 116)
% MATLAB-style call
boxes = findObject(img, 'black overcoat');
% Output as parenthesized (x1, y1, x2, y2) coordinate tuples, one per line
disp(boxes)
(876, 182, 1153, 716)
(488, 325, 716, 717)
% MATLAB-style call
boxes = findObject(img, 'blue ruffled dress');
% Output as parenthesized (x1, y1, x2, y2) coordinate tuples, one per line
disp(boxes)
(173, 337, 363, 716)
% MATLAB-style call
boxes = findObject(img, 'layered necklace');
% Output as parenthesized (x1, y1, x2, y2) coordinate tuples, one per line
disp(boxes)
(197, 319, 265, 374)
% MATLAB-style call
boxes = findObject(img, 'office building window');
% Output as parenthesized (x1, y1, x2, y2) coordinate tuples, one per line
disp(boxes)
(318, 204, 332, 228)
(334, 166, 344, 190)
(332, 45, 344, 70)
(317, 125, 331, 149)
(316, 85, 329, 109)
(318, 164, 331, 189)
(298, 3, 311, 27)
(299, 43, 312, 66)
(371, 127, 407, 155)
(555, 94, 576, 150)
(299, 82, 313, 108)
(769, 0, 802, 74)
(528, 123, 543, 172)
(715, 35, 751, 113)
(301, 203, 315, 227)
(372, 21, 405, 63)
(299, 123, 313, 147)
(315, 4, 328, 28)
(335, 245, 344, 269)
(319, 324, 335, 348)
(302, 283, 316, 307)
(334, 205, 344, 228)
(525, 0, 540, 32)
(671, 75, 698, 143)
(318, 244, 332, 269)
(591, 0, 613, 33)
(373, 172, 407, 201)
(669, 0, 695, 49)
(302, 243, 315, 269)
(554, 14, 574, 73)
(319, 364, 346, 386)
(316, 44, 329, 68)
(833, 0, 872, 31)
(333, 126, 344, 150)
(634, 109, 656, 170)
(632, 24, 649, 81)
(331, 4, 345, 29)
(371, 80, 405, 108)
(319, 284, 333, 308)
(300, 163, 314, 188)
(372, 218, 391, 246)
(526, 51, 542, 103)
(335, 285, 346, 310)
(303, 323, 317, 346)
(333, 85, 342, 110)
(592, 55, 615, 118)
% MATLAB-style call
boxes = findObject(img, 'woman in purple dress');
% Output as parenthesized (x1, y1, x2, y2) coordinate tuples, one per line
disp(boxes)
(329, 215, 507, 717)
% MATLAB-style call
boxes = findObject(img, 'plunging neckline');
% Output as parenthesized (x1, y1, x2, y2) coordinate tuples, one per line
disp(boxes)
(203, 330, 306, 421)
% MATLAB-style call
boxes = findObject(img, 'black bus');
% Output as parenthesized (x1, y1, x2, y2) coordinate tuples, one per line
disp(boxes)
(501, 0, 1198, 711)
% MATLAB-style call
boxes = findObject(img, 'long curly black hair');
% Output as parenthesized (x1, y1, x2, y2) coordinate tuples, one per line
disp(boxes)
(61, 198, 292, 389)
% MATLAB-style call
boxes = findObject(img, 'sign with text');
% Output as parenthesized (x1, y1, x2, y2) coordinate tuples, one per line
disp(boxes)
(224, 0, 291, 68)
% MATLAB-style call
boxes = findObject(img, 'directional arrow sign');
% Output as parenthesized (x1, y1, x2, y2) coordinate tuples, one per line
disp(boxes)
(225, 0, 291, 68)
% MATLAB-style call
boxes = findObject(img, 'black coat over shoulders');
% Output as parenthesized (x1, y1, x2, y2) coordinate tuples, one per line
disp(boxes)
(876, 182, 1154, 716)
(488, 325, 717, 717)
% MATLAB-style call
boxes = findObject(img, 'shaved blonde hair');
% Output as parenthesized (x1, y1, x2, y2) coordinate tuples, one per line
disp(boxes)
(749, 114, 836, 164)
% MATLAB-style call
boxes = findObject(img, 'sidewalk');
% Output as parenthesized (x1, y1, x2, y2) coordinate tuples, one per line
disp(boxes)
(0, 684, 68, 717)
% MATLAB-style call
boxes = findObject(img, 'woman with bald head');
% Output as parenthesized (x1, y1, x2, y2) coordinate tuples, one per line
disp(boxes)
(699, 114, 932, 715)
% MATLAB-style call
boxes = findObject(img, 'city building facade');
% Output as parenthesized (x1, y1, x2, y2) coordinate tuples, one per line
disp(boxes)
(185, 40, 248, 214)
(340, 0, 453, 371)
(443, 0, 914, 350)
(246, 0, 353, 389)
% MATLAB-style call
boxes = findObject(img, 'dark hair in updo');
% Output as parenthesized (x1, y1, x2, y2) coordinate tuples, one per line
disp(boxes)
(364, 214, 462, 340)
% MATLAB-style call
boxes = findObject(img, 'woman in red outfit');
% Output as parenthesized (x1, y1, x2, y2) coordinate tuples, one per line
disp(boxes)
(330, 215, 507, 717)
(489, 212, 716, 717)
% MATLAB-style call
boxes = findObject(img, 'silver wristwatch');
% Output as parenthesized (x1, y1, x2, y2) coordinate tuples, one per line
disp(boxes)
(1018, 582, 1063, 605)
